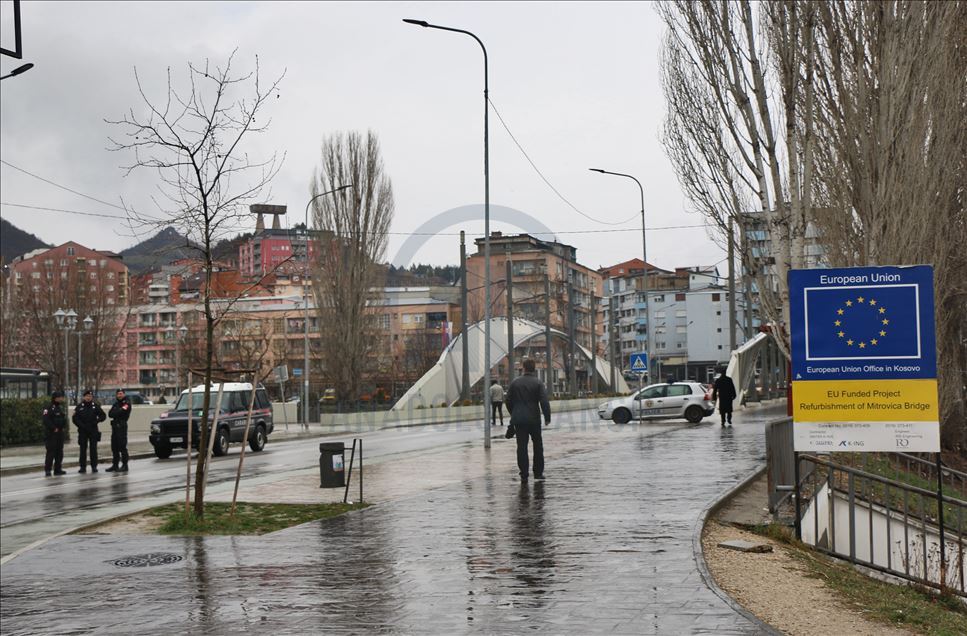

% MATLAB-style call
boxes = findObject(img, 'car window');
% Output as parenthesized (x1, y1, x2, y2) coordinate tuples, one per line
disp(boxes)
(666, 385, 692, 397)
(638, 386, 666, 399)
(256, 389, 270, 410)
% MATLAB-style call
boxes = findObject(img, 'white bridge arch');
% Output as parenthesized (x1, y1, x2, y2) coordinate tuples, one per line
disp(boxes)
(391, 317, 629, 412)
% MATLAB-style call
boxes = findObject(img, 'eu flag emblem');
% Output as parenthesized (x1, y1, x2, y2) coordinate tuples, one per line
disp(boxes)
(805, 284, 920, 361)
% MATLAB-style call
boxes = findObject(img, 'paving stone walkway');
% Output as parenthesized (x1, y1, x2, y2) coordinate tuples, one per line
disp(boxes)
(0, 408, 782, 634)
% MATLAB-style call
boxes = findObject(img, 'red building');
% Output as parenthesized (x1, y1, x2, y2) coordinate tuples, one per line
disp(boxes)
(7, 242, 129, 305)
(238, 228, 322, 277)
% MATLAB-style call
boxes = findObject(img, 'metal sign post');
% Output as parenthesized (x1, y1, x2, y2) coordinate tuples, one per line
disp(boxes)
(629, 353, 648, 391)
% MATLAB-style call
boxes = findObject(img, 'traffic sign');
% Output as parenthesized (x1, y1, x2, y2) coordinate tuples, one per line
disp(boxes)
(292, 368, 303, 377)
(789, 265, 939, 452)
(629, 353, 648, 373)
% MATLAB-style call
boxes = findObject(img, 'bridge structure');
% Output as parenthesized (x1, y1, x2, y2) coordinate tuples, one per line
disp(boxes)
(391, 317, 630, 412)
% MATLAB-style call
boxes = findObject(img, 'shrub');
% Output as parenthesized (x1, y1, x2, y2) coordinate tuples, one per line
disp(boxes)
(0, 397, 60, 447)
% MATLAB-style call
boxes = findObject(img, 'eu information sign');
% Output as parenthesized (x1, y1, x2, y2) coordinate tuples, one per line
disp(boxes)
(789, 265, 939, 452)
(790, 266, 936, 381)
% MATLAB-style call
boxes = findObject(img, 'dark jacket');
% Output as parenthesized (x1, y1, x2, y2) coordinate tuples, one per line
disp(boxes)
(72, 400, 106, 431)
(506, 372, 551, 427)
(43, 402, 68, 438)
(712, 375, 737, 408)
(109, 398, 132, 425)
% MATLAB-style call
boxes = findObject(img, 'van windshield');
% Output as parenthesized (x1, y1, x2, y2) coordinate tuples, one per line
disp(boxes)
(173, 391, 235, 412)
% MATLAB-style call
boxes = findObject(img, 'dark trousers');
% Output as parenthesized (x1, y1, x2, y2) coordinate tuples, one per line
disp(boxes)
(45, 434, 64, 473)
(719, 402, 734, 424)
(78, 428, 99, 469)
(111, 423, 129, 466)
(492, 401, 504, 426)
(515, 421, 544, 478)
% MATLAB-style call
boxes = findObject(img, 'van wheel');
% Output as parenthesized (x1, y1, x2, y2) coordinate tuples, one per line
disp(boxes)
(154, 443, 172, 459)
(613, 408, 632, 424)
(685, 406, 705, 424)
(212, 428, 230, 456)
(249, 425, 266, 452)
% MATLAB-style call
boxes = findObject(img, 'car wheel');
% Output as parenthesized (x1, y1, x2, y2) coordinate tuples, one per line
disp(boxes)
(685, 405, 705, 424)
(248, 425, 266, 452)
(613, 408, 632, 425)
(212, 428, 230, 456)
(154, 443, 172, 460)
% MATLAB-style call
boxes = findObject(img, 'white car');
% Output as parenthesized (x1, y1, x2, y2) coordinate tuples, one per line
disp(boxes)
(598, 381, 715, 424)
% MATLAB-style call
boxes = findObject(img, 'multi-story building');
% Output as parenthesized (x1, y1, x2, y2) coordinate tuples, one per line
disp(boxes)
(466, 232, 603, 394)
(7, 242, 129, 305)
(238, 227, 326, 278)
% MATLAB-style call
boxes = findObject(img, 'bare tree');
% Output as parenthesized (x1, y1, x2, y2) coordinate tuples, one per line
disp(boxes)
(107, 52, 284, 516)
(310, 131, 394, 404)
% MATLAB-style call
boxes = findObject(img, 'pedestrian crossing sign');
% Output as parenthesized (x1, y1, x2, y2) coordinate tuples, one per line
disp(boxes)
(630, 353, 648, 372)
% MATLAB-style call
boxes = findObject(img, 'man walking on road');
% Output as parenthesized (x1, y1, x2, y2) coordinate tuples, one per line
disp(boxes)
(712, 368, 737, 427)
(107, 389, 131, 472)
(489, 380, 505, 426)
(72, 390, 106, 473)
(506, 358, 551, 482)
(43, 391, 68, 476)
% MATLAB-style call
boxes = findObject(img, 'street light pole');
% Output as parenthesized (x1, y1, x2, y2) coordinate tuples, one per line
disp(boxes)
(53, 308, 77, 398)
(303, 184, 352, 426)
(590, 168, 652, 385)
(404, 18, 493, 448)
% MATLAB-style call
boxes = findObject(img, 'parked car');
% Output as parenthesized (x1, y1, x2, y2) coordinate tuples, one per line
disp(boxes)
(96, 389, 152, 405)
(598, 381, 714, 424)
(148, 383, 274, 459)
(320, 388, 337, 405)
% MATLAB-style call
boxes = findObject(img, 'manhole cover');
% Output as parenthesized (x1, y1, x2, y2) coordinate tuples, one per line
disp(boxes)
(109, 552, 184, 568)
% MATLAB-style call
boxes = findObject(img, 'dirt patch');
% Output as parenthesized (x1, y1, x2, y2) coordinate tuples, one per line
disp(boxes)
(703, 521, 914, 636)
(78, 509, 166, 536)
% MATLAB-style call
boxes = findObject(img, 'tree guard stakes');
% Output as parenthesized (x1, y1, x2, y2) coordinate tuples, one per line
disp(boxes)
(230, 377, 260, 517)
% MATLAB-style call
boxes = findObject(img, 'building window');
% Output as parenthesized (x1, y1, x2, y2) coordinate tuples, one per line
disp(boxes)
(654, 311, 665, 319)
(67, 247, 75, 255)
(61, 272, 68, 279)
(675, 293, 686, 301)
(677, 342, 685, 349)
(716, 310, 721, 316)
(712, 293, 721, 301)
(99, 259, 107, 267)
(676, 326, 687, 334)
(675, 310, 687, 318)
(88, 259, 97, 267)
(717, 328, 722, 333)
(90, 272, 97, 280)
(46, 272, 53, 279)
(60, 259, 67, 266)
(107, 272, 115, 280)
(378, 314, 390, 330)
(31, 272, 40, 279)
(653, 295, 665, 303)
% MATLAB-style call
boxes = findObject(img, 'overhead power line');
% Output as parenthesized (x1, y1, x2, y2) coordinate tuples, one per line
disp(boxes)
(1, 159, 130, 212)
(487, 97, 641, 227)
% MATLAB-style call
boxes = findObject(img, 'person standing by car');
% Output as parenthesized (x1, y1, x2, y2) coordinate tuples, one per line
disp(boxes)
(712, 369, 737, 427)
(107, 389, 131, 472)
(43, 391, 68, 476)
(72, 390, 106, 473)
(489, 380, 505, 427)
(506, 358, 551, 482)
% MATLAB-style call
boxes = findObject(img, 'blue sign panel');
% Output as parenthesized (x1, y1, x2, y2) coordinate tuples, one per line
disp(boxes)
(789, 265, 935, 380)
(292, 368, 303, 377)
(629, 352, 648, 373)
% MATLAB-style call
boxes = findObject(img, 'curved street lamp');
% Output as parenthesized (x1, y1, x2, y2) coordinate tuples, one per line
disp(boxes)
(0, 62, 34, 81)
(404, 18, 494, 448)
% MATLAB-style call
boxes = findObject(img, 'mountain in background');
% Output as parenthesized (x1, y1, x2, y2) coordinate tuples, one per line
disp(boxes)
(119, 227, 200, 275)
(0, 218, 50, 263)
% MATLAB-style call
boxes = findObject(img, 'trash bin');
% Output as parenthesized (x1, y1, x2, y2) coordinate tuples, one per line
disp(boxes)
(319, 442, 346, 488)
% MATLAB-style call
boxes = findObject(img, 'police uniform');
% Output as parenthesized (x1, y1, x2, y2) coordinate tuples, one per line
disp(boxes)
(43, 393, 68, 476)
(72, 393, 106, 472)
(107, 393, 132, 472)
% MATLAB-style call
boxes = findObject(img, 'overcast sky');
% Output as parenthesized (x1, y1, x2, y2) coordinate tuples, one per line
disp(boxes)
(0, 1, 723, 272)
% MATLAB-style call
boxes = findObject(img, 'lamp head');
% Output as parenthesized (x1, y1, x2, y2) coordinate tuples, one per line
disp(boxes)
(53, 308, 66, 326)
(8, 63, 33, 77)
(83, 315, 94, 330)
(589, 168, 606, 174)
(403, 18, 430, 27)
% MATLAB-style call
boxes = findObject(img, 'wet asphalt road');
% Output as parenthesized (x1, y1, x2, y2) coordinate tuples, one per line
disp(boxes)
(0, 409, 607, 558)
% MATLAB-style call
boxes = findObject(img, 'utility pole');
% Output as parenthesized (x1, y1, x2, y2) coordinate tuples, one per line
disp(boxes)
(609, 294, 617, 393)
(728, 218, 737, 352)
(460, 231, 470, 401)
(590, 290, 598, 394)
(567, 277, 577, 398)
(505, 244, 515, 385)
(544, 273, 553, 391)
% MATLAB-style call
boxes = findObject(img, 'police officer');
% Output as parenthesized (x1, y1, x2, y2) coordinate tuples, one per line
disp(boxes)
(43, 391, 68, 476)
(107, 389, 131, 472)
(72, 389, 106, 473)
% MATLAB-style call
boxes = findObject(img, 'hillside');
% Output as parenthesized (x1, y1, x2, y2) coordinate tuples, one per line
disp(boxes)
(0, 218, 50, 263)
(119, 227, 200, 274)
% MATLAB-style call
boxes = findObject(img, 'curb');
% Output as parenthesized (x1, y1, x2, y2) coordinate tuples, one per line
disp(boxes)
(691, 464, 783, 636)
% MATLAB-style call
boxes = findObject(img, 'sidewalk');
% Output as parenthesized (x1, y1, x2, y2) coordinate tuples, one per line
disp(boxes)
(0, 406, 783, 634)
(0, 423, 333, 475)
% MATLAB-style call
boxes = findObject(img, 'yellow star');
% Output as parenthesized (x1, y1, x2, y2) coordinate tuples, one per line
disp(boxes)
(838, 331, 845, 338)
(879, 307, 886, 314)
(834, 320, 841, 326)
(837, 308, 844, 315)
(859, 342, 866, 348)
(880, 330, 887, 337)
(869, 299, 877, 306)
(845, 300, 853, 307)
(871, 339, 878, 345)
(882, 318, 890, 325)
(847, 339, 854, 346)
(857, 296, 865, 303)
